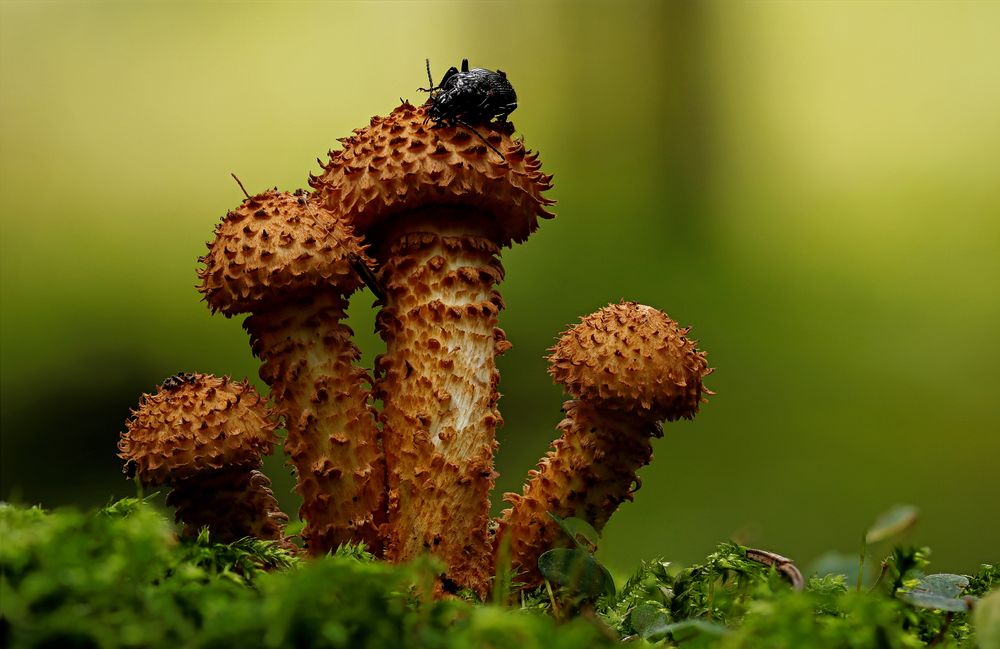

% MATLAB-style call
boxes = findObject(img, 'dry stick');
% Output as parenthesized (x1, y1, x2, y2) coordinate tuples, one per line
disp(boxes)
(231, 172, 251, 199)
(745, 548, 805, 591)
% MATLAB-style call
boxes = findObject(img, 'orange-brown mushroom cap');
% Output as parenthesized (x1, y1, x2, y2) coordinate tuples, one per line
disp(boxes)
(308, 102, 555, 245)
(118, 372, 278, 485)
(197, 188, 371, 316)
(547, 302, 713, 420)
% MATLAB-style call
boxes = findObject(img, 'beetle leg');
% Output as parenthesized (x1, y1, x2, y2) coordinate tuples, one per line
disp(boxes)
(461, 58, 469, 72)
(348, 253, 385, 302)
(455, 117, 505, 161)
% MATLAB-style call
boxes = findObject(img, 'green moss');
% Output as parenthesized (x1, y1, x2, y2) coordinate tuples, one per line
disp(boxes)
(0, 501, 996, 648)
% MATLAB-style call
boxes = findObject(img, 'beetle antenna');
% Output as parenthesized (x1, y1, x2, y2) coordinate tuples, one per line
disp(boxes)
(418, 58, 435, 93)
(231, 172, 251, 199)
(455, 118, 505, 161)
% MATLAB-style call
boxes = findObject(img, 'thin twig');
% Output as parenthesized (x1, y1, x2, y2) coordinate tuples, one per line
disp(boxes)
(231, 173, 251, 199)
(928, 611, 954, 647)
(746, 548, 805, 591)
(869, 559, 890, 593)
(544, 579, 561, 619)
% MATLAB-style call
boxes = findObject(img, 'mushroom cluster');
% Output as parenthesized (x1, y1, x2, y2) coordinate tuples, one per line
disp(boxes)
(118, 98, 712, 597)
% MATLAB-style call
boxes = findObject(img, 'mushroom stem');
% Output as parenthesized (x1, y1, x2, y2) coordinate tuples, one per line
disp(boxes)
(167, 467, 293, 549)
(245, 290, 386, 556)
(373, 208, 509, 596)
(496, 400, 661, 587)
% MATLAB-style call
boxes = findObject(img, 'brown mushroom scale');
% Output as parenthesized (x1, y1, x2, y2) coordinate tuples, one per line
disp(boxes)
(496, 302, 713, 587)
(198, 189, 385, 555)
(118, 373, 290, 545)
(309, 102, 553, 596)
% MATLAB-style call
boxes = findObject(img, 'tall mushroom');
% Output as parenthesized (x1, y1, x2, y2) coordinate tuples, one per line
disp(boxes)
(197, 188, 385, 556)
(495, 302, 712, 587)
(118, 372, 291, 546)
(309, 102, 554, 595)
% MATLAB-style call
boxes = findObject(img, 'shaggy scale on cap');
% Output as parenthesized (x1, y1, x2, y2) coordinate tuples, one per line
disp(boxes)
(308, 101, 554, 244)
(119, 372, 278, 485)
(547, 301, 711, 420)
(198, 188, 370, 316)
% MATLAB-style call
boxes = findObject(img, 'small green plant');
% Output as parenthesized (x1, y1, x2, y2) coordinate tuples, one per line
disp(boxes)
(1, 501, 996, 648)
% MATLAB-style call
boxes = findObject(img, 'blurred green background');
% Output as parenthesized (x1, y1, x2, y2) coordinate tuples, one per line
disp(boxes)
(1, 1, 997, 574)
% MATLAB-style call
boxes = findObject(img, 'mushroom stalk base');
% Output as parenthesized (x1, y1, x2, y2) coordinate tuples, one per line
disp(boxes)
(167, 467, 293, 549)
(496, 400, 662, 588)
(246, 291, 386, 556)
(374, 209, 509, 597)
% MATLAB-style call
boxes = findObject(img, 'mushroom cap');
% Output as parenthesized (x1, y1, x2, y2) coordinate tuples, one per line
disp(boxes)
(547, 302, 712, 420)
(198, 188, 371, 316)
(308, 102, 554, 247)
(118, 372, 278, 486)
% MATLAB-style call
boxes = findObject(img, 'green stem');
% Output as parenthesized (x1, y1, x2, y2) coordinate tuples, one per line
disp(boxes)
(857, 533, 867, 592)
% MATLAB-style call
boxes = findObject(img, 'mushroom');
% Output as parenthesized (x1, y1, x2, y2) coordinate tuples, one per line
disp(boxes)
(197, 188, 385, 556)
(309, 102, 554, 595)
(495, 301, 713, 587)
(118, 372, 291, 546)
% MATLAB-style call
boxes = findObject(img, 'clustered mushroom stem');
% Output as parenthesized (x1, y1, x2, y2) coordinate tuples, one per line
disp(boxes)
(167, 467, 293, 550)
(495, 400, 660, 587)
(373, 208, 510, 596)
(246, 291, 386, 556)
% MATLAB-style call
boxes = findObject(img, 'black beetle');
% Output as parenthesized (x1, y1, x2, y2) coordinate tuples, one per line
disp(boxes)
(419, 59, 517, 159)
(161, 372, 195, 391)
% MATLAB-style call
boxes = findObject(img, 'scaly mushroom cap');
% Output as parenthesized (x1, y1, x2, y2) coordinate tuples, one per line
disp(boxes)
(198, 188, 371, 316)
(548, 302, 712, 420)
(308, 102, 555, 246)
(119, 372, 278, 485)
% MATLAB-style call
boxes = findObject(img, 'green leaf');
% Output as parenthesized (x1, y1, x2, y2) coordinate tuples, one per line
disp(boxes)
(900, 591, 972, 612)
(547, 513, 600, 552)
(975, 589, 1000, 649)
(865, 504, 919, 544)
(900, 573, 973, 612)
(538, 548, 615, 597)
(629, 602, 668, 638)
(912, 573, 969, 599)
(809, 551, 870, 587)
(642, 619, 729, 643)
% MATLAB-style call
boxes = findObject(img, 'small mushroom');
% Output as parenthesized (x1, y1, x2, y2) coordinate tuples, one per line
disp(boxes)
(495, 302, 713, 587)
(197, 188, 385, 556)
(118, 372, 291, 546)
(309, 102, 554, 596)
